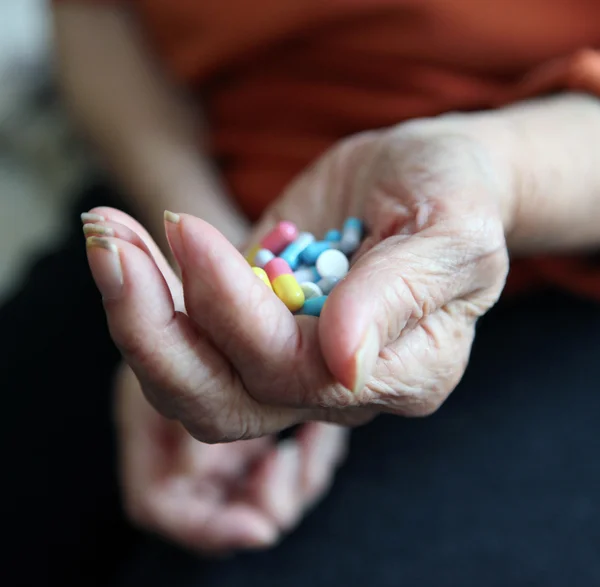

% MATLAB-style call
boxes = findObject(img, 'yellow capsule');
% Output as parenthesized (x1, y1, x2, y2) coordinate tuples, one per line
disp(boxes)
(252, 266, 273, 290)
(272, 274, 305, 312)
(245, 244, 261, 265)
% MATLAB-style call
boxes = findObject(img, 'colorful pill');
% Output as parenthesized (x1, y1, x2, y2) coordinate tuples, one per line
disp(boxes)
(339, 217, 363, 255)
(244, 244, 261, 265)
(254, 248, 275, 268)
(298, 295, 327, 317)
(316, 249, 349, 280)
(264, 258, 305, 312)
(279, 232, 315, 270)
(300, 282, 323, 300)
(245, 221, 298, 264)
(301, 241, 333, 265)
(261, 221, 299, 254)
(294, 265, 320, 283)
(316, 276, 339, 294)
(325, 229, 342, 242)
(252, 266, 273, 290)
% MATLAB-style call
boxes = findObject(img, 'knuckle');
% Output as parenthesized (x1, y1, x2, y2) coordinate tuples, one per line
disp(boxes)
(184, 421, 231, 444)
(182, 409, 250, 444)
(114, 327, 157, 364)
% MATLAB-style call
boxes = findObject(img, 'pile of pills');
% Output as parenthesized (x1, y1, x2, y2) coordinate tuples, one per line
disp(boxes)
(245, 218, 363, 317)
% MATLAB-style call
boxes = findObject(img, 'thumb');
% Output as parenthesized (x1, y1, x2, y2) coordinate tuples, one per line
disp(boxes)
(318, 229, 495, 394)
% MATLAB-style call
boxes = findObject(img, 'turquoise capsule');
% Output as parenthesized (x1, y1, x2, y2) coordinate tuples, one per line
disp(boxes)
(279, 232, 315, 270)
(301, 241, 332, 265)
(325, 229, 341, 242)
(340, 217, 363, 255)
(298, 295, 328, 317)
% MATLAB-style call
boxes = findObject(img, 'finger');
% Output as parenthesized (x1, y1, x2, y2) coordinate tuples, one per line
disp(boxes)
(83, 217, 183, 310)
(180, 436, 273, 480)
(83, 206, 181, 301)
(295, 422, 349, 505)
(147, 481, 279, 552)
(319, 230, 507, 394)
(244, 438, 304, 530)
(86, 234, 319, 440)
(243, 423, 349, 530)
(164, 213, 350, 409)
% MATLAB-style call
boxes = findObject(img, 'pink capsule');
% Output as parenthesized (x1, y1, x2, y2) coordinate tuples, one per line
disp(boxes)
(264, 258, 305, 312)
(260, 221, 298, 255)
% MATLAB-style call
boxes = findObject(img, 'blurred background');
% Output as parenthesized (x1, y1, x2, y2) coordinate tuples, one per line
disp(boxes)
(0, 0, 90, 303)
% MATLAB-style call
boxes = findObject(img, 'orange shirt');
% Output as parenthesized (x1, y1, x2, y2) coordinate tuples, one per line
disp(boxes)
(57, 0, 600, 299)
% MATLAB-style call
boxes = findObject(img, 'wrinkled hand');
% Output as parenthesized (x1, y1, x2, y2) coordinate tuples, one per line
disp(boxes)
(85, 117, 512, 442)
(101, 211, 347, 552)
(115, 363, 347, 552)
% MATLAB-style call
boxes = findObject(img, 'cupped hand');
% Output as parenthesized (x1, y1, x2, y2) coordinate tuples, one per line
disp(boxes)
(92, 210, 348, 552)
(84, 117, 512, 442)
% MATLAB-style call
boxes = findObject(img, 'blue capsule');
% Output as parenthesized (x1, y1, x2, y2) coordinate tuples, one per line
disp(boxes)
(301, 241, 332, 265)
(324, 229, 341, 242)
(339, 217, 363, 255)
(279, 232, 315, 270)
(298, 295, 328, 317)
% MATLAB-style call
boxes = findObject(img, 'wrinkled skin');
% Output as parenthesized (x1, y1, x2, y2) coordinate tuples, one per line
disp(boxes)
(85, 119, 512, 551)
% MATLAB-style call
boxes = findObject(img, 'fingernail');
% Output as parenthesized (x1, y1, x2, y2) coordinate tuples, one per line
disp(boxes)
(82, 223, 114, 237)
(164, 210, 180, 224)
(164, 211, 185, 267)
(352, 324, 379, 394)
(81, 212, 105, 224)
(86, 236, 123, 299)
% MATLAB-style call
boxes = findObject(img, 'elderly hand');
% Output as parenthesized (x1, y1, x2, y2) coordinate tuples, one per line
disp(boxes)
(91, 210, 347, 552)
(84, 115, 513, 442)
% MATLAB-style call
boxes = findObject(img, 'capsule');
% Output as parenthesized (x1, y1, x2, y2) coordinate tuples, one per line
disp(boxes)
(254, 248, 275, 268)
(316, 276, 339, 294)
(245, 221, 298, 264)
(316, 249, 349, 280)
(252, 266, 273, 290)
(301, 241, 333, 265)
(294, 265, 320, 283)
(324, 229, 342, 242)
(298, 295, 328, 317)
(264, 258, 305, 312)
(300, 282, 323, 300)
(279, 232, 315, 270)
(339, 217, 363, 255)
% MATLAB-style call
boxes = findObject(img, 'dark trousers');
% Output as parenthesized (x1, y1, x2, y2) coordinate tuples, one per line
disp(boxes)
(2, 183, 599, 587)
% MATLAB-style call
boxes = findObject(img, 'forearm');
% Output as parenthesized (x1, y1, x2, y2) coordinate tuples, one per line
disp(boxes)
(464, 93, 600, 254)
(53, 3, 249, 251)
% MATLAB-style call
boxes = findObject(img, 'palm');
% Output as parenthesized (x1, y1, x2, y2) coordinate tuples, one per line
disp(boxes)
(86, 125, 507, 444)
